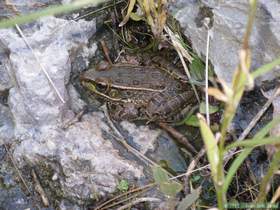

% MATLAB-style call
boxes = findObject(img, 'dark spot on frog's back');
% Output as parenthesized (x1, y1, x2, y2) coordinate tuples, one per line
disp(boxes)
(132, 80, 140, 85)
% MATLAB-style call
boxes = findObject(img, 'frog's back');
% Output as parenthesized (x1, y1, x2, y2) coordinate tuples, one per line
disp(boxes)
(85, 64, 179, 90)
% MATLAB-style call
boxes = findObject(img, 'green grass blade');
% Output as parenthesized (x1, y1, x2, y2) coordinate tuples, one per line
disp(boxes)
(224, 117, 280, 193)
(177, 187, 201, 210)
(197, 114, 219, 182)
(0, 0, 106, 28)
(226, 136, 280, 150)
(252, 56, 280, 79)
(226, 117, 280, 151)
(254, 117, 280, 139)
(256, 150, 280, 202)
(223, 148, 253, 193)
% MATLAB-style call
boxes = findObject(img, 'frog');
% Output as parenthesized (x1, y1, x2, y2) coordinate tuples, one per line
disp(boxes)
(80, 62, 195, 122)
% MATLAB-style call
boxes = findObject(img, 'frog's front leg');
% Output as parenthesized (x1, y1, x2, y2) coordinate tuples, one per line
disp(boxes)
(109, 102, 140, 121)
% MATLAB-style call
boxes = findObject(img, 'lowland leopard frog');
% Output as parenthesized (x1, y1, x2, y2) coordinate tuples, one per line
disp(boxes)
(80, 63, 195, 121)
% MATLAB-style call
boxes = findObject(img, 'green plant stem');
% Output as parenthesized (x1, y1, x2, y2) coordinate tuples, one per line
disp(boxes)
(0, 0, 105, 28)
(242, 0, 257, 50)
(216, 105, 234, 209)
(256, 150, 280, 202)
(252, 56, 280, 79)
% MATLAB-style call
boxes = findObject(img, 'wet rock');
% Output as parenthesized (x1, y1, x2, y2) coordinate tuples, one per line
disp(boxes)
(170, 0, 280, 85)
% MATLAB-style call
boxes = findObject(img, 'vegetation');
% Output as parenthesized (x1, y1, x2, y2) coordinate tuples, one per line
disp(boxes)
(1, 0, 280, 209)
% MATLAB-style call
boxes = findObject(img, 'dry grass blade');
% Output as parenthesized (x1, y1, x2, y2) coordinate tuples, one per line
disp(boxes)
(32, 169, 49, 207)
(164, 26, 200, 103)
(94, 183, 155, 210)
(119, 0, 167, 38)
(4, 144, 31, 194)
(119, 0, 136, 27)
(270, 186, 280, 203)
(183, 148, 205, 194)
(116, 197, 161, 210)
(15, 25, 65, 103)
(238, 86, 280, 141)
(5, 1, 65, 103)
(204, 20, 211, 125)
(158, 122, 197, 154)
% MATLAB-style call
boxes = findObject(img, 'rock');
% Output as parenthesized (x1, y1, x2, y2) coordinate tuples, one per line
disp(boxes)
(59, 199, 82, 210)
(0, 186, 33, 210)
(0, 104, 14, 145)
(120, 121, 161, 154)
(170, 0, 280, 85)
(0, 14, 144, 204)
(120, 121, 187, 173)
(67, 84, 86, 113)
(14, 112, 143, 201)
(0, 16, 96, 136)
(0, 43, 12, 92)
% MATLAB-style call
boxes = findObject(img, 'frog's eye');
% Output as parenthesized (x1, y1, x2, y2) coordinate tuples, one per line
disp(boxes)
(95, 83, 106, 92)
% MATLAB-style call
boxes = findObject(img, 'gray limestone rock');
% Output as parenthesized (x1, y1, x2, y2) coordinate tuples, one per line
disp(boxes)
(170, 0, 280, 85)
(0, 104, 14, 144)
(0, 15, 144, 204)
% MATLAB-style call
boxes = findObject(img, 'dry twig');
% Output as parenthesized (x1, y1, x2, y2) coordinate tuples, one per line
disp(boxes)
(4, 144, 31, 194)
(32, 169, 49, 207)
(158, 122, 197, 154)
(116, 197, 161, 210)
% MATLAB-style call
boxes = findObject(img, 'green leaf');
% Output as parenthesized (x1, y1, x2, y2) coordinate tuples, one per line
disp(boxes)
(197, 114, 219, 182)
(183, 115, 200, 127)
(199, 102, 219, 114)
(160, 182, 183, 197)
(117, 179, 129, 192)
(152, 166, 182, 197)
(177, 187, 201, 210)
(152, 166, 169, 184)
(191, 175, 201, 182)
(189, 56, 205, 81)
